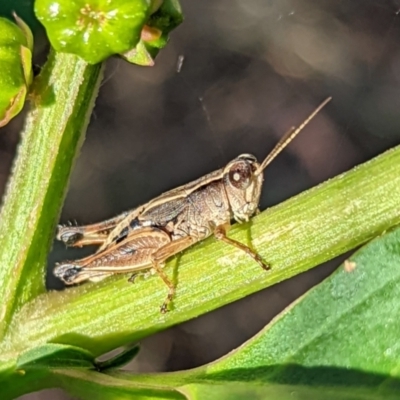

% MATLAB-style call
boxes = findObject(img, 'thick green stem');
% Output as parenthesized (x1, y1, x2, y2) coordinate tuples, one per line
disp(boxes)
(0, 50, 103, 339)
(3, 145, 400, 360)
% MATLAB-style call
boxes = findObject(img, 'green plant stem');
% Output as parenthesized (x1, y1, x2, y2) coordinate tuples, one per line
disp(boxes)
(3, 145, 400, 361)
(0, 50, 103, 339)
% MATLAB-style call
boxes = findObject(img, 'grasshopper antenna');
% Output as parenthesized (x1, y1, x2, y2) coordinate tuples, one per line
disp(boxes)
(255, 97, 332, 175)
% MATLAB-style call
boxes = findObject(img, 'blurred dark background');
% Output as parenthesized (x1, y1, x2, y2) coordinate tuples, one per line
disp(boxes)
(2, 1, 400, 399)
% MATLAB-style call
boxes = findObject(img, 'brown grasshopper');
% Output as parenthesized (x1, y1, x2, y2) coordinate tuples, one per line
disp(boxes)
(55, 97, 331, 313)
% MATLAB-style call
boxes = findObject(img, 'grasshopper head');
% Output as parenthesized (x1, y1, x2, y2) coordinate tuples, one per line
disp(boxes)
(223, 154, 263, 223)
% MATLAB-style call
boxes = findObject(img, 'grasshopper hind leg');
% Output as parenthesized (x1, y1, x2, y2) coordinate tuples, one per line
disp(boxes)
(57, 224, 111, 248)
(57, 211, 129, 248)
(150, 236, 195, 313)
(54, 263, 81, 283)
(54, 263, 109, 284)
(55, 228, 195, 313)
(57, 227, 85, 247)
(129, 261, 175, 314)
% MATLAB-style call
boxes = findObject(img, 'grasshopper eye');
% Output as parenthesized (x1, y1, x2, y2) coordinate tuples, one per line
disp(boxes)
(227, 161, 252, 190)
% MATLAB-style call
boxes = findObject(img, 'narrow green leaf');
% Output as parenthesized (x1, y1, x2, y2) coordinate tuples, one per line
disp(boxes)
(2, 369, 52, 400)
(0, 359, 15, 381)
(2, 145, 400, 360)
(119, 227, 400, 399)
(17, 343, 95, 369)
(52, 369, 186, 400)
(178, 382, 397, 400)
(200, 226, 400, 379)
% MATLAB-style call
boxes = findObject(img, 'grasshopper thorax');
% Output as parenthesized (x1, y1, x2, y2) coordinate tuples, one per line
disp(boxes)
(223, 154, 263, 223)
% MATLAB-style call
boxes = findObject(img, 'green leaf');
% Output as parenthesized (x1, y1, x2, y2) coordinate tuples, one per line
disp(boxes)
(177, 382, 396, 400)
(17, 344, 95, 369)
(52, 369, 186, 400)
(201, 226, 400, 380)
(54, 371, 400, 400)
(35, 0, 152, 64)
(118, 226, 400, 399)
(0, 359, 15, 381)
(3, 145, 400, 359)
(2, 344, 96, 400)
(0, 16, 33, 127)
(2, 369, 52, 400)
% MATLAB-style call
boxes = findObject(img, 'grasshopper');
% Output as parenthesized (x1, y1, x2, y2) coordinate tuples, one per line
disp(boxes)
(55, 97, 331, 313)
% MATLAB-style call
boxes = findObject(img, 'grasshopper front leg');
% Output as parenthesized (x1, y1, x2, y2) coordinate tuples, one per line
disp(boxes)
(214, 224, 270, 271)
(57, 211, 130, 247)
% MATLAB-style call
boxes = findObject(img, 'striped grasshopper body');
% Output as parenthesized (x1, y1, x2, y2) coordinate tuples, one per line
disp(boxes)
(55, 98, 331, 313)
